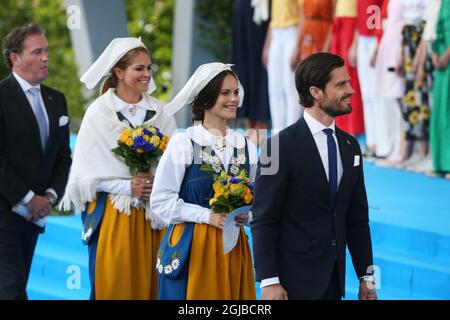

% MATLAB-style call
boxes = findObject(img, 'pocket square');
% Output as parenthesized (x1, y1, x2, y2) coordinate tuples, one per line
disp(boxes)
(354, 155, 360, 167)
(59, 115, 69, 127)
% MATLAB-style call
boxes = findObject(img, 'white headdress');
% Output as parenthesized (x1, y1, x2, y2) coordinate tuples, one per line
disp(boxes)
(80, 37, 156, 94)
(164, 62, 244, 116)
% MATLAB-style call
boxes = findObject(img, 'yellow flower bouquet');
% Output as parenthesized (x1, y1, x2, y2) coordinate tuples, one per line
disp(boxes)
(208, 169, 254, 213)
(112, 124, 169, 175)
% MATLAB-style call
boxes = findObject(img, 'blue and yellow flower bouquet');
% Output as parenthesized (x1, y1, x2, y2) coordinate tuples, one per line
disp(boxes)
(208, 169, 254, 213)
(112, 124, 169, 175)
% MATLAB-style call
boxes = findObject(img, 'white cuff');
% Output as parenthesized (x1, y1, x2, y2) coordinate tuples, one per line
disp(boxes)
(20, 190, 35, 205)
(45, 188, 58, 201)
(260, 277, 280, 288)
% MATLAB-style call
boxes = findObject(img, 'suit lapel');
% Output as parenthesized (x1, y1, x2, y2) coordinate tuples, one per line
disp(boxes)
(8, 75, 44, 154)
(41, 85, 57, 154)
(335, 128, 353, 202)
(295, 118, 330, 195)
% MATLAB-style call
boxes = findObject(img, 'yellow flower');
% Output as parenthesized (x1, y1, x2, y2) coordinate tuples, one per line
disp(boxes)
(244, 187, 253, 204)
(143, 135, 150, 142)
(404, 91, 416, 107)
(213, 180, 223, 195)
(149, 127, 158, 135)
(404, 58, 413, 73)
(119, 132, 129, 143)
(134, 128, 144, 137)
(421, 106, 429, 119)
(209, 198, 217, 206)
(162, 135, 169, 143)
(150, 135, 160, 146)
(137, 148, 144, 154)
(409, 111, 420, 124)
(230, 183, 243, 196)
(126, 138, 133, 147)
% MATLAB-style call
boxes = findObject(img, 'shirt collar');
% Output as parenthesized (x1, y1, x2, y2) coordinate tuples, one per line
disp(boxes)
(13, 72, 41, 93)
(112, 91, 152, 112)
(303, 109, 336, 135)
(187, 124, 246, 149)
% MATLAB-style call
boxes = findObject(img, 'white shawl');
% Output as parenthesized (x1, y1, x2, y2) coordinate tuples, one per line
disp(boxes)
(59, 88, 176, 229)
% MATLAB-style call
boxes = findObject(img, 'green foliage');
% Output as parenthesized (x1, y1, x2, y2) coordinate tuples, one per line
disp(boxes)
(125, 0, 174, 101)
(0, 0, 85, 124)
(195, 0, 234, 62)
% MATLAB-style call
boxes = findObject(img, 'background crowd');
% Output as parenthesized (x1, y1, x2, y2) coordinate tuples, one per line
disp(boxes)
(232, 0, 450, 179)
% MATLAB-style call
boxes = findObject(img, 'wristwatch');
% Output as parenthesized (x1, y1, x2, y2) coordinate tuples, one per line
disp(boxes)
(359, 275, 375, 284)
(46, 193, 57, 206)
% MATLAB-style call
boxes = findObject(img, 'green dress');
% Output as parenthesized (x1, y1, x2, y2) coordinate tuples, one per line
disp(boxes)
(431, 0, 450, 172)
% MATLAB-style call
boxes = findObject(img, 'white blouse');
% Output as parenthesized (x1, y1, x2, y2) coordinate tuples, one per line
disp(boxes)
(150, 124, 258, 226)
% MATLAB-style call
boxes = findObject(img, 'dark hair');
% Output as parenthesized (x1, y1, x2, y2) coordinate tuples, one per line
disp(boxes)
(99, 46, 150, 95)
(2, 23, 45, 69)
(295, 52, 345, 108)
(191, 70, 237, 122)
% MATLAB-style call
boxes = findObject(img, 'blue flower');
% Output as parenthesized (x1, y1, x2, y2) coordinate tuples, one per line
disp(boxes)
(143, 128, 151, 136)
(246, 183, 255, 191)
(221, 179, 228, 185)
(144, 142, 155, 152)
(230, 177, 242, 183)
(133, 136, 146, 149)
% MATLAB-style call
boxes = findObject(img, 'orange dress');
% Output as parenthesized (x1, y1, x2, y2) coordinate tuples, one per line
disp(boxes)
(299, 0, 333, 60)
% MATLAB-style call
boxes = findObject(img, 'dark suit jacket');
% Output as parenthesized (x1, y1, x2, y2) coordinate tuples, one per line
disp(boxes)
(0, 74, 72, 232)
(251, 117, 373, 299)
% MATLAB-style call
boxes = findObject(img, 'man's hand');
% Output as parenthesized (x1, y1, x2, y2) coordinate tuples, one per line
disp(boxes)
(261, 283, 288, 300)
(358, 281, 378, 300)
(25, 195, 52, 221)
(235, 213, 249, 226)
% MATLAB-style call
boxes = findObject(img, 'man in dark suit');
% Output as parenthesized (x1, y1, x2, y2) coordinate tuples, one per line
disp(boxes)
(251, 52, 377, 300)
(0, 24, 71, 299)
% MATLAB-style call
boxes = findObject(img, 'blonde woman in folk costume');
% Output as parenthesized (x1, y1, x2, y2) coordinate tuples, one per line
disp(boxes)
(150, 63, 257, 299)
(60, 38, 176, 299)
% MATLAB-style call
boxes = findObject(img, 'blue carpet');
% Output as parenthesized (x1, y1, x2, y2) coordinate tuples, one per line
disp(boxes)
(27, 135, 450, 300)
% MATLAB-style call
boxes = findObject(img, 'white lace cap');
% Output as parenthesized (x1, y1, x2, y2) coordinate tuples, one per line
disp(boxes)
(164, 62, 244, 116)
(80, 37, 156, 94)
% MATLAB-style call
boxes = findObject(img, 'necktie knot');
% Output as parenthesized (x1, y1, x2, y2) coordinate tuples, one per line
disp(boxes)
(29, 87, 40, 97)
(323, 128, 334, 137)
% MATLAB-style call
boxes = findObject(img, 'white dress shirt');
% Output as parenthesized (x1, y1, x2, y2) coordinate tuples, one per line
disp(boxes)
(260, 110, 344, 289)
(95, 92, 159, 196)
(150, 124, 258, 226)
(12, 72, 55, 207)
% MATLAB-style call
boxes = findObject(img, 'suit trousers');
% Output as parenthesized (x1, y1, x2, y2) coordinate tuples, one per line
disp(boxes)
(0, 215, 39, 300)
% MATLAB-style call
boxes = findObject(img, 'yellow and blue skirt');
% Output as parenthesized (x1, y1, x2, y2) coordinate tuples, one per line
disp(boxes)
(160, 222, 256, 300)
(85, 194, 164, 300)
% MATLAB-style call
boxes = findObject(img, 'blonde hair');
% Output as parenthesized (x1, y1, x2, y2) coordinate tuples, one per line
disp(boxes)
(99, 46, 150, 95)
